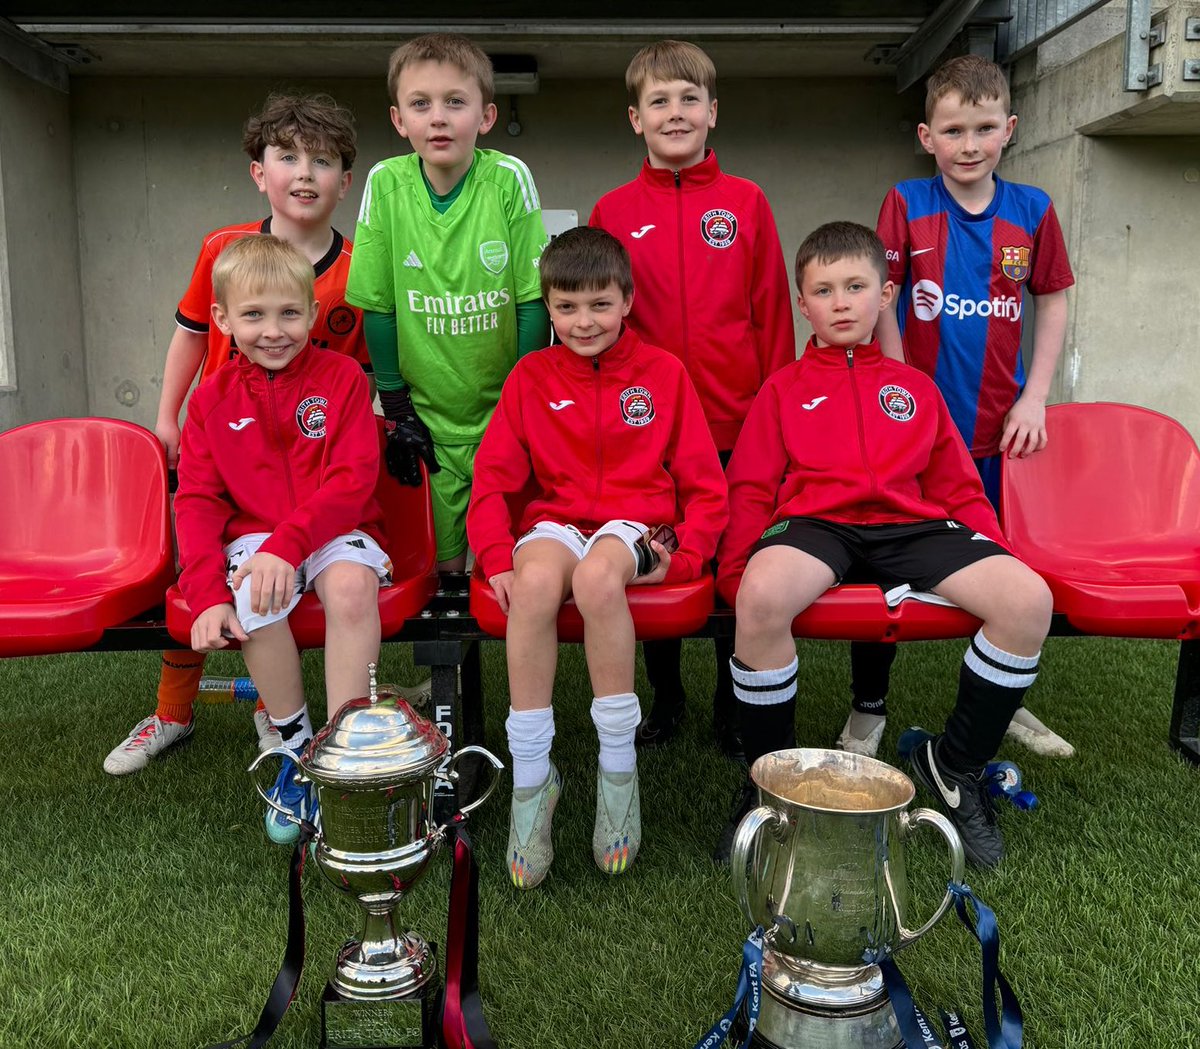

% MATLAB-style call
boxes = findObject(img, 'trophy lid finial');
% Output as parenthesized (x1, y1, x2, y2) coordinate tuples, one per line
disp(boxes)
(367, 662, 378, 703)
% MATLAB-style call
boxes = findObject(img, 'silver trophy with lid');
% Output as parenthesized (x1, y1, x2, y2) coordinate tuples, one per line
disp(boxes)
(251, 665, 503, 1048)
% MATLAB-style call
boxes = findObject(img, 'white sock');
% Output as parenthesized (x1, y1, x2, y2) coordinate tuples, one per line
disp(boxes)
(270, 704, 313, 756)
(591, 692, 641, 775)
(506, 706, 555, 791)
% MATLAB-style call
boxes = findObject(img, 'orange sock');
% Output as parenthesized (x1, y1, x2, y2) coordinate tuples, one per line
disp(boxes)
(156, 650, 206, 724)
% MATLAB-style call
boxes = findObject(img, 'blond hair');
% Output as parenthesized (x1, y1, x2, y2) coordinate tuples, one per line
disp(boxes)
(625, 40, 716, 105)
(925, 55, 1010, 122)
(212, 235, 314, 308)
(242, 92, 357, 170)
(387, 33, 495, 107)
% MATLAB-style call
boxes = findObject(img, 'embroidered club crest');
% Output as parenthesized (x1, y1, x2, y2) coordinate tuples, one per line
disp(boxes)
(296, 395, 329, 438)
(700, 209, 738, 249)
(479, 240, 510, 275)
(1000, 245, 1031, 283)
(326, 305, 357, 336)
(619, 386, 655, 426)
(879, 384, 916, 422)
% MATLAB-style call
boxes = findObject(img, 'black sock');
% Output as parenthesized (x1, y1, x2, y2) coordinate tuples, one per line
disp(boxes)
(941, 631, 1039, 773)
(850, 641, 896, 717)
(713, 634, 735, 714)
(731, 655, 798, 767)
(643, 637, 684, 709)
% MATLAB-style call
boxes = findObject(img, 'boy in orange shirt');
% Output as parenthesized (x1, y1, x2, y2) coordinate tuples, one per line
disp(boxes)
(104, 93, 371, 776)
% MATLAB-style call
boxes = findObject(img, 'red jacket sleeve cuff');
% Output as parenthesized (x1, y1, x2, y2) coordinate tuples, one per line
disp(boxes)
(479, 544, 514, 580)
(664, 551, 701, 584)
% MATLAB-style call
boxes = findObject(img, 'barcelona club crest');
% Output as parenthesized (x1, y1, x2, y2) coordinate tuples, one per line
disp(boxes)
(1000, 245, 1031, 284)
(878, 384, 916, 422)
(619, 386, 655, 426)
(296, 395, 329, 439)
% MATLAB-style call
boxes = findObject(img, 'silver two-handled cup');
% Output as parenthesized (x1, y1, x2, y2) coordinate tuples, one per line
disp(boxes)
(249, 668, 503, 1047)
(730, 748, 964, 1049)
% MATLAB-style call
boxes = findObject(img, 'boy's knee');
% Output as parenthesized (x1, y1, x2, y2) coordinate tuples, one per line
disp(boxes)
(996, 563, 1054, 639)
(572, 556, 627, 614)
(511, 562, 568, 618)
(735, 569, 793, 633)
(320, 563, 380, 622)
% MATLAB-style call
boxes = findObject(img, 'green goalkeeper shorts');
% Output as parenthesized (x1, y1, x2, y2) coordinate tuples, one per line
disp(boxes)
(428, 441, 479, 563)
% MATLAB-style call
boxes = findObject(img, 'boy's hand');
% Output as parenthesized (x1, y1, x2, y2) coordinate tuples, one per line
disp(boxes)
(381, 388, 440, 487)
(155, 417, 182, 469)
(231, 552, 297, 616)
(630, 542, 671, 586)
(191, 603, 247, 652)
(1000, 394, 1048, 458)
(488, 571, 515, 614)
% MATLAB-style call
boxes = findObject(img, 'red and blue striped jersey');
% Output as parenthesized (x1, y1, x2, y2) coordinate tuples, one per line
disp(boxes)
(877, 176, 1074, 456)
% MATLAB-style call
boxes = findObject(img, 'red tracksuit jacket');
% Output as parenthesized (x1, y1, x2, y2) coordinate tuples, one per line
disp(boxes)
(589, 150, 795, 452)
(467, 328, 729, 583)
(175, 346, 384, 622)
(716, 339, 1001, 604)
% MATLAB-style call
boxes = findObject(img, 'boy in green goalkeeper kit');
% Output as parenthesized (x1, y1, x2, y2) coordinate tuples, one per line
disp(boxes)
(347, 33, 549, 569)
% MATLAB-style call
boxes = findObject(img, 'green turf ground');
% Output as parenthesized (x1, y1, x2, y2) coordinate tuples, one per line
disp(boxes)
(0, 635, 1194, 1048)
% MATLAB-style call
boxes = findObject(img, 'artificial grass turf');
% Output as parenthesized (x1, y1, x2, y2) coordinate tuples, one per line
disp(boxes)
(0, 635, 1194, 1048)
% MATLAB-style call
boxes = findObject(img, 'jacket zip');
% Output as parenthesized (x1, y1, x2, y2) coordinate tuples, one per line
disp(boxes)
(591, 355, 603, 519)
(266, 371, 298, 509)
(674, 170, 690, 368)
(845, 347, 879, 503)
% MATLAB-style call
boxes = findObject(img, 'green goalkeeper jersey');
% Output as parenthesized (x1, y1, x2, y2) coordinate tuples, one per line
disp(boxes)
(346, 149, 548, 444)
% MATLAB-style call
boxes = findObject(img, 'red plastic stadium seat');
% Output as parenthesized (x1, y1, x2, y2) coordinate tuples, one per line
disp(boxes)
(790, 585, 981, 642)
(165, 418, 437, 649)
(469, 563, 714, 641)
(1002, 402, 1200, 639)
(0, 418, 174, 656)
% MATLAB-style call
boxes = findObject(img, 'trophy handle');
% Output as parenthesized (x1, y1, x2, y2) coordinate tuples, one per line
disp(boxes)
(729, 804, 787, 932)
(436, 744, 505, 819)
(889, 806, 966, 949)
(247, 747, 307, 822)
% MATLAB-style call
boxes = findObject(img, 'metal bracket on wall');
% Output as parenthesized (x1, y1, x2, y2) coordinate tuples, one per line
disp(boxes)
(1185, 17, 1200, 41)
(1184, 59, 1200, 82)
(1124, 0, 1165, 91)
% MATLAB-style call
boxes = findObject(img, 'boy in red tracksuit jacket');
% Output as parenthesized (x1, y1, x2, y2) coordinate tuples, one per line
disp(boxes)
(715, 222, 1052, 871)
(175, 236, 390, 847)
(589, 40, 794, 758)
(467, 227, 727, 889)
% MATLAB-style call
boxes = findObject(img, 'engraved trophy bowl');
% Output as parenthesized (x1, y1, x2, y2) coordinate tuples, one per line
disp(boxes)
(250, 667, 503, 1008)
(730, 748, 964, 1049)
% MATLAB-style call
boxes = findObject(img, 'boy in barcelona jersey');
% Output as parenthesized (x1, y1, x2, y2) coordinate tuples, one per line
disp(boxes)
(837, 55, 1076, 763)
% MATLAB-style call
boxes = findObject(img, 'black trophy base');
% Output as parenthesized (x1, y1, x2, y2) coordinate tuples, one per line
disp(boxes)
(320, 963, 440, 1048)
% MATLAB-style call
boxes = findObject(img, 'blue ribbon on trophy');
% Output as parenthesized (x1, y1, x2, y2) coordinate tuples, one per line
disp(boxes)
(874, 882, 1022, 1049)
(689, 925, 764, 1049)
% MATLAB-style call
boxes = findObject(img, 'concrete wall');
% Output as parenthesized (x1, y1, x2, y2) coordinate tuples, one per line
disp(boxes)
(1007, 2, 1200, 435)
(0, 60, 87, 431)
(69, 75, 931, 429)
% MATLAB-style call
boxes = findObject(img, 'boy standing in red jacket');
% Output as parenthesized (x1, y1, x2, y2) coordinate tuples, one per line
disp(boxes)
(589, 40, 794, 758)
(715, 223, 1051, 869)
(467, 227, 727, 889)
(175, 236, 390, 846)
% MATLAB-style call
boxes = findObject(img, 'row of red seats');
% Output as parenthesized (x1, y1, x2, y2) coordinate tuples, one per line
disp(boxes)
(1, 403, 1197, 660)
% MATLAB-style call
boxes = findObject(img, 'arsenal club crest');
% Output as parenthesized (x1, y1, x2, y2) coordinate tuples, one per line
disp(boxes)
(619, 386, 655, 426)
(1000, 245, 1031, 283)
(700, 209, 738, 249)
(296, 395, 329, 438)
(879, 385, 916, 422)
